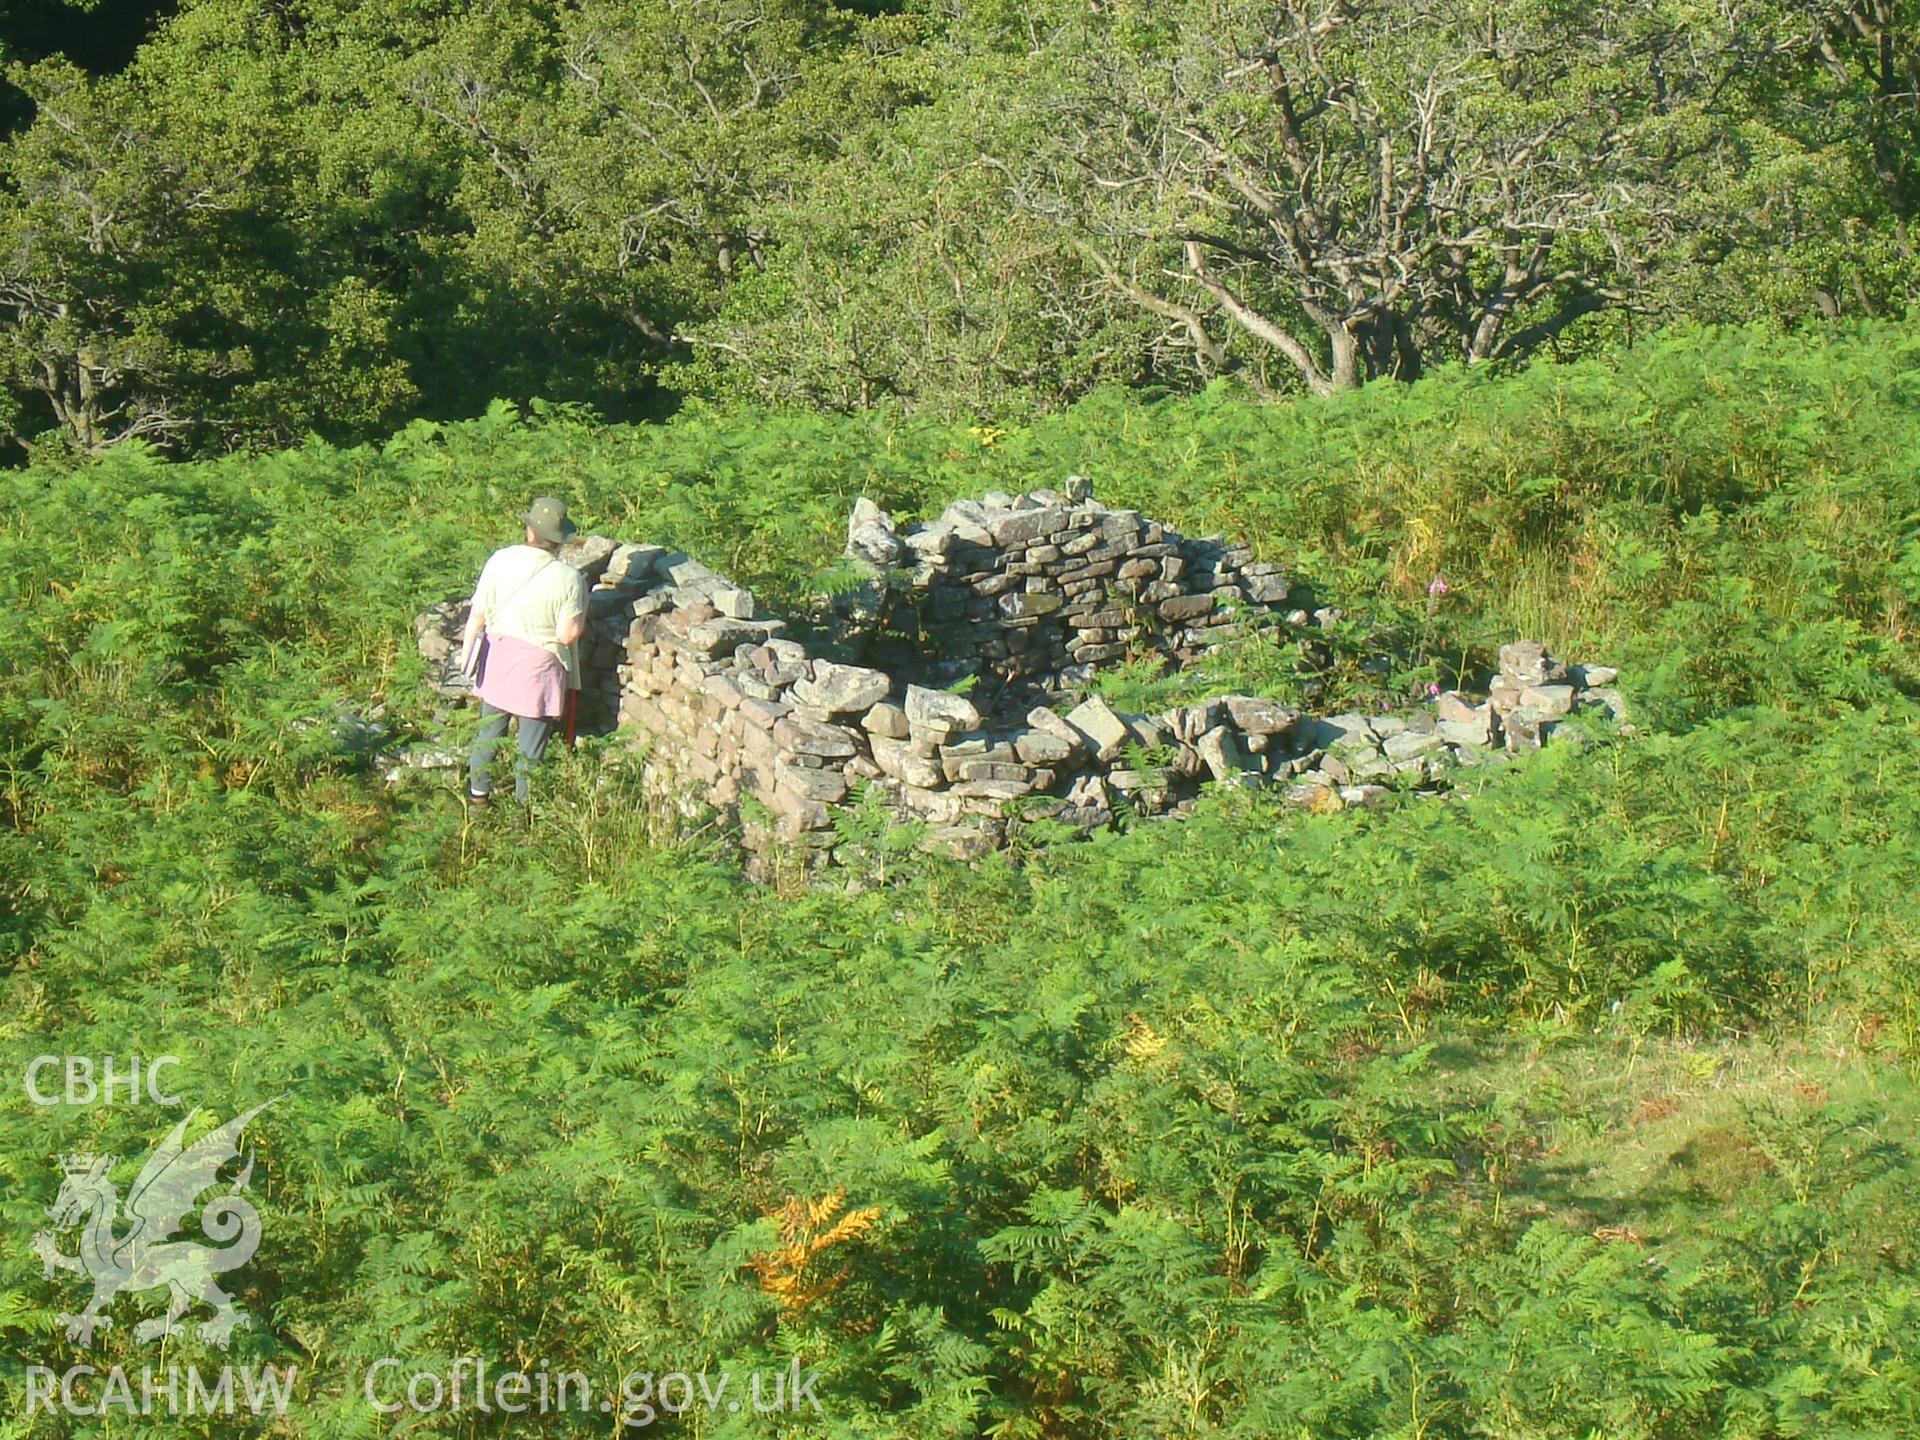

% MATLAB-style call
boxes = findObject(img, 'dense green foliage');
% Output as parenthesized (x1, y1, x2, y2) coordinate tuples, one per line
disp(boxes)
(1, 0, 1917, 456)
(4, 325, 1920, 1435)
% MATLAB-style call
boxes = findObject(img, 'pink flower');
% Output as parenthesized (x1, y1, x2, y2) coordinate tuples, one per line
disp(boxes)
(1428, 682, 1441, 696)
(1427, 574, 1450, 598)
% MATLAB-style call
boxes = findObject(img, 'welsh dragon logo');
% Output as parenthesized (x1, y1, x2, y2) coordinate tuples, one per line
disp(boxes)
(31, 1099, 280, 1349)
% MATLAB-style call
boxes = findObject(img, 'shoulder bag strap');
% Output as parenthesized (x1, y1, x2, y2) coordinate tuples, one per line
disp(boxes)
(485, 553, 559, 630)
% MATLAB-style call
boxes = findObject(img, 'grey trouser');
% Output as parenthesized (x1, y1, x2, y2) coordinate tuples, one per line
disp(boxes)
(468, 703, 555, 803)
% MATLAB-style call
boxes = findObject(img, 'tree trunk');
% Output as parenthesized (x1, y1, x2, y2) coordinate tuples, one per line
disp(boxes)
(1326, 325, 1363, 391)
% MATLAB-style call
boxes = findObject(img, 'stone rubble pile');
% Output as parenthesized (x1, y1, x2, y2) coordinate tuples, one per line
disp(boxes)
(412, 486, 1625, 870)
(1286, 641, 1624, 807)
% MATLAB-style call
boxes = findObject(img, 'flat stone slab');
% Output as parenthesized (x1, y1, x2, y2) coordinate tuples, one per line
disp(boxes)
(905, 684, 982, 731)
(773, 714, 860, 759)
(1222, 695, 1299, 735)
(1064, 695, 1131, 761)
(791, 660, 890, 714)
(684, 619, 771, 657)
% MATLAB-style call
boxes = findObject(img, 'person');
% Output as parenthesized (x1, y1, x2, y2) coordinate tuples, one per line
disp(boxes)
(461, 496, 590, 806)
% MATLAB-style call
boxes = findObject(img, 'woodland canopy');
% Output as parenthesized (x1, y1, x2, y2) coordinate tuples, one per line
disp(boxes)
(0, 0, 1913, 457)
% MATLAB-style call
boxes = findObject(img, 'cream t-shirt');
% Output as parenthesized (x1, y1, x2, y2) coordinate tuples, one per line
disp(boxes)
(472, 544, 589, 686)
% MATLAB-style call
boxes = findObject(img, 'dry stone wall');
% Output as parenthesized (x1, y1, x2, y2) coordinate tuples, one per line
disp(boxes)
(413, 484, 1623, 870)
(841, 475, 1294, 717)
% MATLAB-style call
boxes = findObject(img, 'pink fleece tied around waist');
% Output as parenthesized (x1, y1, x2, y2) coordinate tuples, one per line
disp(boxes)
(475, 633, 569, 719)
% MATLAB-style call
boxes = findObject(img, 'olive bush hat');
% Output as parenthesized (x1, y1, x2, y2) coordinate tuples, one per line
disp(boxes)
(520, 495, 578, 544)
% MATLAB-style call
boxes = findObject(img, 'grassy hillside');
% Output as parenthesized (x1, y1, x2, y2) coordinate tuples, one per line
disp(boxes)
(2, 324, 1919, 1437)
